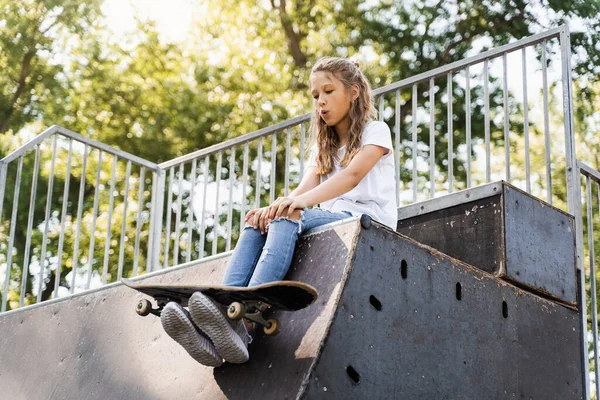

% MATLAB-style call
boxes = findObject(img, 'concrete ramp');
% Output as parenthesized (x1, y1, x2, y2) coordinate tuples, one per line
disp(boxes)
(0, 218, 583, 399)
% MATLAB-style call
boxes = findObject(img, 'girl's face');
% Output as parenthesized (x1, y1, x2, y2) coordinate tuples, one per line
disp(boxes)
(310, 71, 357, 132)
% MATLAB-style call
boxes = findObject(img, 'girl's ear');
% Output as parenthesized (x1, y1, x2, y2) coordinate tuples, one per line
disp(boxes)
(351, 84, 360, 101)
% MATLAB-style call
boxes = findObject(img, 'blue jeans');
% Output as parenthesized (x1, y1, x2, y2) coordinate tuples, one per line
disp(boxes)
(221, 208, 353, 287)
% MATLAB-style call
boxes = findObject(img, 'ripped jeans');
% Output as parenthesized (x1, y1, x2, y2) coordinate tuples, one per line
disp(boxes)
(221, 208, 353, 287)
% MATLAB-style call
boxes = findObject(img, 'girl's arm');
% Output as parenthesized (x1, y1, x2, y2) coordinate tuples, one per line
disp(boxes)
(297, 144, 387, 207)
(270, 144, 387, 217)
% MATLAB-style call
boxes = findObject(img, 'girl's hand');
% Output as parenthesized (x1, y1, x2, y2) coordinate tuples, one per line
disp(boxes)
(268, 196, 308, 219)
(244, 207, 271, 234)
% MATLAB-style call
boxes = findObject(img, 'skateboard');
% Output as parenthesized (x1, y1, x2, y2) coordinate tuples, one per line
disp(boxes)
(121, 278, 318, 336)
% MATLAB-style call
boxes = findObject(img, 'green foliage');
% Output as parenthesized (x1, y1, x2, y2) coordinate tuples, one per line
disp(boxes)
(1, 0, 600, 312)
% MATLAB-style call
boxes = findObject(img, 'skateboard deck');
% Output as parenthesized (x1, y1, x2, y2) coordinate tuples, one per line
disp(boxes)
(121, 278, 318, 335)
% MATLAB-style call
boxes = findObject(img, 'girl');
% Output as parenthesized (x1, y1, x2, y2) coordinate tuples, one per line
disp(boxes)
(160, 57, 397, 367)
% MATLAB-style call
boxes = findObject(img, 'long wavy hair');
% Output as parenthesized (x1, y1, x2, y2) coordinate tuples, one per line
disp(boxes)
(310, 57, 377, 175)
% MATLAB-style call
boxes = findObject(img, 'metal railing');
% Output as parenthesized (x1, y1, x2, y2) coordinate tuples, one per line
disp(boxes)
(1, 24, 599, 398)
(579, 161, 600, 399)
(0, 126, 160, 311)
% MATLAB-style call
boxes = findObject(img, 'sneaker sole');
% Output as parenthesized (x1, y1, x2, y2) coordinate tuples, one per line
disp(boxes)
(161, 303, 223, 367)
(189, 293, 249, 364)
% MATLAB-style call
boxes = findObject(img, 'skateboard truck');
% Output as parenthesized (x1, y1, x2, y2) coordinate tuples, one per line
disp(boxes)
(135, 296, 174, 318)
(227, 301, 280, 336)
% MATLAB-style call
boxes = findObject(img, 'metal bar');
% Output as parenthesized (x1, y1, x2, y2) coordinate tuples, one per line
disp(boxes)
(579, 161, 600, 182)
(484, 59, 491, 183)
(542, 41, 552, 204)
(503, 53, 510, 183)
(256, 138, 263, 208)
(19, 147, 41, 303)
(149, 169, 165, 272)
(199, 156, 209, 258)
(300, 123, 306, 180)
(586, 176, 600, 398)
(86, 150, 103, 290)
(70, 145, 88, 293)
(163, 168, 174, 268)
(379, 96, 384, 121)
(395, 90, 401, 206)
(522, 47, 531, 193)
(429, 78, 435, 198)
(466, 67, 472, 189)
(412, 84, 417, 203)
(21, 147, 40, 304)
(173, 164, 184, 266)
(226, 147, 235, 251)
(2, 156, 23, 312)
(54, 139, 73, 298)
(117, 161, 131, 280)
(37, 135, 58, 303)
(241, 144, 249, 234)
(372, 26, 564, 97)
(132, 167, 145, 277)
(186, 159, 197, 264)
(145, 170, 157, 273)
(213, 152, 222, 256)
(560, 27, 589, 398)
(101, 156, 118, 285)
(560, 27, 579, 226)
(447, 72, 454, 193)
(284, 128, 291, 196)
(270, 133, 277, 204)
(0, 163, 7, 234)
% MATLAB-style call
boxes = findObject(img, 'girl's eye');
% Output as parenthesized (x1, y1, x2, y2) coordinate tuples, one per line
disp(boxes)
(325, 90, 333, 94)
(313, 95, 319, 99)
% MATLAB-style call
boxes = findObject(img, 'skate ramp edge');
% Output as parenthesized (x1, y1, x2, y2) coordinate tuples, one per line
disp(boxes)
(0, 218, 363, 400)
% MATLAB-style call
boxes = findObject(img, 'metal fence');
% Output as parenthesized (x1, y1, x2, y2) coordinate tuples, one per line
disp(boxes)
(0, 24, 599, 398)
(0, 126, 161, 311)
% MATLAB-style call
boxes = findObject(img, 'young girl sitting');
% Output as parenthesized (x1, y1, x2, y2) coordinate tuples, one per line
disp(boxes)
(160, 56, 397, 367)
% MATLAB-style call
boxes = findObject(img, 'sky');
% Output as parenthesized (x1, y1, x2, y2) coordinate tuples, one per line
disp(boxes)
(102, 0, 198, 43)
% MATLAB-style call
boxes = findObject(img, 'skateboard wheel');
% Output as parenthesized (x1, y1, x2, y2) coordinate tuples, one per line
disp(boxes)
(136, 299, 152, 316)
(263, 319, 280, 336)
(227, 302, 246, 320)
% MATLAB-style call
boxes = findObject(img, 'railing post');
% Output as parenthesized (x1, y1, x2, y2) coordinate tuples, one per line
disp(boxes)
(0, 162, 7, 229)
(560, 26, 590, 400)
(147, 167, 165, 273)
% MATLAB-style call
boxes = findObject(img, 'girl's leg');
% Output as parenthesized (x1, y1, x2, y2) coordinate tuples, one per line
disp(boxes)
(221, 225, 267, 287)
(247, 208, 352, 286)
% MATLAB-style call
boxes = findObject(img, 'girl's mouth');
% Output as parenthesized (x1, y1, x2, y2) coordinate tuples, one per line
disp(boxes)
(321, 111, 329, 117)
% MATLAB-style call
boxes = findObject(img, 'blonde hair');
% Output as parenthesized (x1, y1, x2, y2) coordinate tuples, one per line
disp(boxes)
(310, 57, 377, 175)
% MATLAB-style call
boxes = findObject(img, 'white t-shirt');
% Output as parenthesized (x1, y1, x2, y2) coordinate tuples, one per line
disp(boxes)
(307, 120, 397, 230)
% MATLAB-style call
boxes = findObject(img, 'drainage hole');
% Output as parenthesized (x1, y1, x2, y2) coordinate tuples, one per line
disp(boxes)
(400, 260, 408, 279)
(502, 301, 508, 318)
(346, 365, 360, 384)
(456, 282, 462, 301)
(369, 295, 382, 311)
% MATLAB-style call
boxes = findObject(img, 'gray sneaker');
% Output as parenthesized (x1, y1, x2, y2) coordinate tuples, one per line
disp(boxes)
(188, 292, 249, 364)
(160, 302, 223, 367)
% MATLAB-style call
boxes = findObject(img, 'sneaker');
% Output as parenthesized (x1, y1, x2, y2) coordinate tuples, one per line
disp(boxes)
(188, 292, 249, 364)
(229, 319, 253, 348)
(160, 302, 223, 367)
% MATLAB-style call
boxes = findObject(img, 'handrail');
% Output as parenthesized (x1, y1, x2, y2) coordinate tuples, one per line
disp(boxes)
(373, 25, 564, 95)
(578, 160, 600, 183)
(159, 113, 312, 169)
(1, 125, 160, 171)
